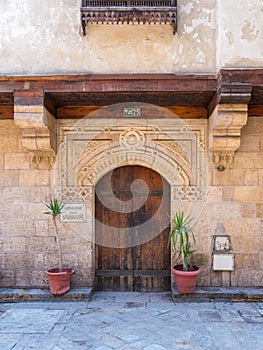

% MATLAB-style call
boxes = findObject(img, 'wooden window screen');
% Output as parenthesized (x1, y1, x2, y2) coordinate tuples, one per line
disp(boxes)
(81, 0, 177, 35)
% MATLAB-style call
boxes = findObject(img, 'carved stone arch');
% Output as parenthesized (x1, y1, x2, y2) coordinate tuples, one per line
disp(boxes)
(56, 109, 207, 227)
(76, 139, 194, 189)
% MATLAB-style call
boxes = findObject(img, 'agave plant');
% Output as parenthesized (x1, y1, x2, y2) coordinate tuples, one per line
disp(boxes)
(44, 197, 65, 272)
(168, 211, 197, 271)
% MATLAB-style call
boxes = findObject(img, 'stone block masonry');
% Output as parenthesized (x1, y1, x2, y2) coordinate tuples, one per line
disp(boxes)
(0, 120, 92, 289)
(0, 115, 262, 289)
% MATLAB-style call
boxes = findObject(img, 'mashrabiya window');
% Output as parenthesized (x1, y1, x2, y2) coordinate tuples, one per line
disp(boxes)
(81, 0, 177, 35)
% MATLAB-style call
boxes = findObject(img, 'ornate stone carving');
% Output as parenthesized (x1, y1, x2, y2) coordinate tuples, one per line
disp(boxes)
(154, 140, 190, 164)
(79, 186, 93, 201)
(31, 151, 55, 170)
(212, 152, 235, 169)
(59, 185, 92, 202)
(14, 96, 57, 169)
(73, 141, 88, 167)
(172, 186, 206, 201)
(54, 117, 208, 250)
(55, 121, 206, 192)
(20, 126, 54, 152)
(119, 128, 145, 150)
(76, 137, 195, 188)
(209, 104, 248, 169)
(86, 140, 109, 153)
(77, 165, 96, 186)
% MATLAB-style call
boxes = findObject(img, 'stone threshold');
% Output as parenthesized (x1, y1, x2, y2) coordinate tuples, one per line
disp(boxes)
(0, 287, 262, 303)
(172, 286, 263, 302)
(0, 288, 93, 303)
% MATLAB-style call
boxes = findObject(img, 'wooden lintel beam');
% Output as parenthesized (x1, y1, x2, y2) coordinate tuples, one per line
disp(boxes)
(219, 83, 252, 104)
(248, 104, 263, 117)
(0, 105, 13, 119)
(0, 71, 261, 119)
(14, 90, 44, 106)
(220, 69, 263, 85)
(44, 93, 56, 118)
(1, 74, 217, 94)
(57, 105, 208, 119)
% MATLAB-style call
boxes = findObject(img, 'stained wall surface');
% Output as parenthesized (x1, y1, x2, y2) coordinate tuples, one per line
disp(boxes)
(219, 0, 263, 68)
(0, 0, 261, 74)
(1, 0, 262, 75)
(0, 0, 216, 74)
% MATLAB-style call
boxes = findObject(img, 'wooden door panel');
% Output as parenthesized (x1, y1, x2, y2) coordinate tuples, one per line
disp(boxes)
(95, 165, 170, 291)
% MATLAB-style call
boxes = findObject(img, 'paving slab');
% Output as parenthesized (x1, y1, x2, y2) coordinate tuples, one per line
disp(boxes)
(0, 291, 262, 349)
(0, 309, 65, 333)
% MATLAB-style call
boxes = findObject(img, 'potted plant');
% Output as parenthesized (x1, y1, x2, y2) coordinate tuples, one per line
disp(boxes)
(168, 211, 200, 293)
(44, 197, 74, 295)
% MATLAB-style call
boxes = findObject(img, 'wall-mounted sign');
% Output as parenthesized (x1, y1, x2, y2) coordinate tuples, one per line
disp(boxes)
(123, 108, 141, 117)
(212, 253, 235, 271)
(60, 204, 86, 222)
(213, 235, 230, 251)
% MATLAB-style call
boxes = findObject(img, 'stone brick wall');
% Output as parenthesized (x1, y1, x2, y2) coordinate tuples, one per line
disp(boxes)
(0, 120, 93, 288)
(0, 117, 262, 289)
(205, 116, 263, 287)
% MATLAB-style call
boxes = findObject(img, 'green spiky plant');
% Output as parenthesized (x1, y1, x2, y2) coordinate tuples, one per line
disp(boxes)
(168, 211, 197, 271)
(44, 197, 65, 272)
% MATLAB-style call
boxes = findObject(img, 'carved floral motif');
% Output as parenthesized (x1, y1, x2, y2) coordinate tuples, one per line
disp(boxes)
(31, 151, 55, 170)
(119, 128, 145, 150)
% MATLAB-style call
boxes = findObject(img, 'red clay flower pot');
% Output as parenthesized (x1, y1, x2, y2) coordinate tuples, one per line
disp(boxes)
(46, 268, 74, 295)
(172, 265, 201, 293)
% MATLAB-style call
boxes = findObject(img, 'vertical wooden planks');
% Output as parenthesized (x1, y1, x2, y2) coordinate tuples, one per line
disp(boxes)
(95, 165, 170, 291)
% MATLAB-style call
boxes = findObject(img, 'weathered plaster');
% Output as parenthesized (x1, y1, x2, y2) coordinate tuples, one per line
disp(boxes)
(241, 20, 260, 42)
(0, 0, 217, 74)
(0, 0, 262, 74)
(220, 0, 263, 67)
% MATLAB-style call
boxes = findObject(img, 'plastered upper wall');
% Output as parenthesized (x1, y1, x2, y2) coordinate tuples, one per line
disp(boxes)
(0, 0, 217, 74)
(0, 0, 262, 75)
(219, 0, 263, 68)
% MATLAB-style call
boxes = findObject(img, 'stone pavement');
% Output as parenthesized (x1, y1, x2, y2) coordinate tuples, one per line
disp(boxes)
(0, 292, 262, 350)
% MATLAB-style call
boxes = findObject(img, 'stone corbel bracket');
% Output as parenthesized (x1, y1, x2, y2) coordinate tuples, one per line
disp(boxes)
(209, 81, 252, 170)
(209, 104, 248, 169)
(14, 90, 56, 169)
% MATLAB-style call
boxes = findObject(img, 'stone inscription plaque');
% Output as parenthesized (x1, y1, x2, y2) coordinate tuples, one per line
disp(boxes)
(61, 204, 86, 222)
(123, 108, 141, 117)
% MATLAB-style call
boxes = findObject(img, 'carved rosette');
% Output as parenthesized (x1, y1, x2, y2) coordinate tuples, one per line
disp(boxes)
(119, 128, 145, 150)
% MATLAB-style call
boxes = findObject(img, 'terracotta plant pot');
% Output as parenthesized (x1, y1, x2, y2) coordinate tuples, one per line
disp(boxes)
(172, 265, 201, 293)
(46, 268, 74, 295)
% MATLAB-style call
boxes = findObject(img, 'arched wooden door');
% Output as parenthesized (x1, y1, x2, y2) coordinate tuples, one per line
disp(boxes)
(95, 165, 171, 292)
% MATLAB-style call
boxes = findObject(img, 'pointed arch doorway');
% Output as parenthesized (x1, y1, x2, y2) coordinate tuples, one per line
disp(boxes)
(95, 165, 171, 292)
